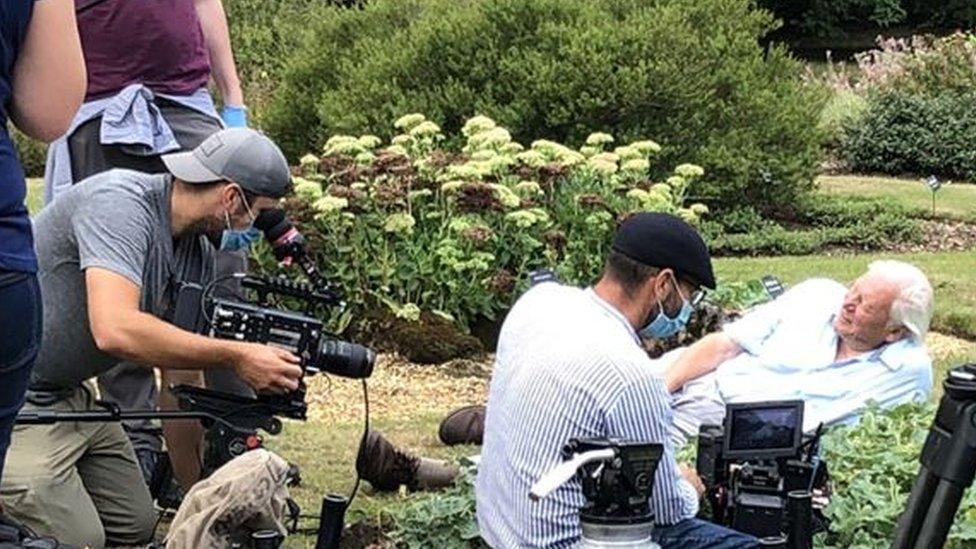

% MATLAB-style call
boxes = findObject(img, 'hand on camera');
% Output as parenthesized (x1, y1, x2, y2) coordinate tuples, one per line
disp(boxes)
(680, 464, 706, 497)
(234, 343, 303, 392)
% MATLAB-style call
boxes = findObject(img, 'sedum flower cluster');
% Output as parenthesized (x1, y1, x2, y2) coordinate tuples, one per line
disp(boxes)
(284, 114, 710, 330)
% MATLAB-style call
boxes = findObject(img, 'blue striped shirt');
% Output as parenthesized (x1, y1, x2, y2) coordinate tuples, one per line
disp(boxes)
(476, 283, 698, 548)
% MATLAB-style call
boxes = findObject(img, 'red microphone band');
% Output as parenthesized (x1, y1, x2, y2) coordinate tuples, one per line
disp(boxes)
(275, 227, 301, 246)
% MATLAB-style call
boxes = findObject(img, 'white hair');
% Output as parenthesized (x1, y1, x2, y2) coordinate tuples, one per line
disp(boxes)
(865, 260, 934, 340)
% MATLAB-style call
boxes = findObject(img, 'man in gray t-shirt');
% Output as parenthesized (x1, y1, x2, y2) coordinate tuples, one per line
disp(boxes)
(31, 169, 214, 390)
(1, 129, 303, 548)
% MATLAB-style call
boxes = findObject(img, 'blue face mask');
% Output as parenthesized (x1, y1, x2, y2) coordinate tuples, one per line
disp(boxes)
(220, 225, 261, 251)
(220, 190, 261, 252)
(639, 275, 693, 339)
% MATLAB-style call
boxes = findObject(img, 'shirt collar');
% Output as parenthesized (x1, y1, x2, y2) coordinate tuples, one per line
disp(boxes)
(584, 287, 642, 345)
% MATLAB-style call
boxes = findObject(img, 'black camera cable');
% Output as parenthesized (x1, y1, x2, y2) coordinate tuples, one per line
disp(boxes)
(292, 378, 370, 537)
(348, 378, 370, 507)
(200, 272, 249, 325)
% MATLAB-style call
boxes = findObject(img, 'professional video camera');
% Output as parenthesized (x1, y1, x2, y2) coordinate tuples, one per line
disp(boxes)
(18, 209, 374, 548)
(531, 438, 664, 548)
(696, 401, 830, 547)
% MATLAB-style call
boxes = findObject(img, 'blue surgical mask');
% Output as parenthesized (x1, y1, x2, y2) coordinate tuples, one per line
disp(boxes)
(639, 274, 693, 339)
(220, 190, 260, 251)
(220, 225, 261, 251)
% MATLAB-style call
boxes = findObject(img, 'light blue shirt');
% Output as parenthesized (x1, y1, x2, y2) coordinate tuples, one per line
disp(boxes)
(715, 278, 932, 432)
(476, 283, 697, 548)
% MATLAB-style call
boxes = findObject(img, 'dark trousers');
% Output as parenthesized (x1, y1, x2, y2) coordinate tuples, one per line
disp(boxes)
(652, 518, 759, 549)
(0, 271, 42, 480)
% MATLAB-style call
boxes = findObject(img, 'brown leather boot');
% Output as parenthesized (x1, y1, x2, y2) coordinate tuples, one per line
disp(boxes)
(356, 430, 459, 492)
(438, 404, 486, 446)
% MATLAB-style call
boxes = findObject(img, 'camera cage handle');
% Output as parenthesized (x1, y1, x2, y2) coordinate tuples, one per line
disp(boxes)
(530, 447, 617, 501)
(240, 274, 344, 311)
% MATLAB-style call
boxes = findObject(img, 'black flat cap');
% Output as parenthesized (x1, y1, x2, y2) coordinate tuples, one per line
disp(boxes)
(611, 212, 716, 289)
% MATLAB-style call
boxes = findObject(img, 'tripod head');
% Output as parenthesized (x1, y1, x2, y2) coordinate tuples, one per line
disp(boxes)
(531, 438, 663, 547)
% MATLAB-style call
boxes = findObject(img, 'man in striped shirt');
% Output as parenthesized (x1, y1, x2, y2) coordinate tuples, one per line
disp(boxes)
(476, 213, 757, 548)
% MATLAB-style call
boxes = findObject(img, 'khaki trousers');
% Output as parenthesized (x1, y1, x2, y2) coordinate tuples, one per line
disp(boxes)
(0, 385, 155, 548)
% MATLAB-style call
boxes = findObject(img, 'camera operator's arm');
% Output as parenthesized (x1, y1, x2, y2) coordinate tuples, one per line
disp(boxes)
(86, 268, 303, 392)
(664, 333, 742, 393)
(159, 369, 205, 490)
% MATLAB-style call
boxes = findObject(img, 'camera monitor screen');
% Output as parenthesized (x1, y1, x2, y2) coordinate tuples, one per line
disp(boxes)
(722, 400, 804, 460)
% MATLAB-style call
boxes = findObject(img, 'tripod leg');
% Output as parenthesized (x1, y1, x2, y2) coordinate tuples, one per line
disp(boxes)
(914, 479, 966, 549)
(891, 467, 939, 549)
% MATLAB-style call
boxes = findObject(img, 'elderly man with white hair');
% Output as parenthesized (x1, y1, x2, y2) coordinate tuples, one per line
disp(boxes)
(661, 260, 935, 443)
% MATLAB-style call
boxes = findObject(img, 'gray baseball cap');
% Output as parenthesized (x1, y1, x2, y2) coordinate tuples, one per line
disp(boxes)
(162, 128, 292, 198)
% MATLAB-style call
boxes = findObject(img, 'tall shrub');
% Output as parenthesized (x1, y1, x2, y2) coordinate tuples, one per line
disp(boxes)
(265, 0, 826, 215)
(842, 89, 976, 181)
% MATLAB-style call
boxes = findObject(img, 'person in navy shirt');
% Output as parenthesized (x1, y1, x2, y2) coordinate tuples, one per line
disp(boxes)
(0, 0, 85, 508)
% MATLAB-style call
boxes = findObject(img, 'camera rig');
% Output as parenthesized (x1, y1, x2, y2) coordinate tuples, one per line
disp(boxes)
(696, 400, 830, 547)
(17, 269, 375, 548)
(531, 438, 664, 548)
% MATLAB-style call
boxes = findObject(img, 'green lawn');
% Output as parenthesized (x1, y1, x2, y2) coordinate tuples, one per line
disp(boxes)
(26, 177, 42, 214)
(715, 250, 976, 341)
(818, 174, 976, 222)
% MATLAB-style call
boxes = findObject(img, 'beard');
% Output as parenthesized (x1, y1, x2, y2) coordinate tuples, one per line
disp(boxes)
(182, 215, 225, 248)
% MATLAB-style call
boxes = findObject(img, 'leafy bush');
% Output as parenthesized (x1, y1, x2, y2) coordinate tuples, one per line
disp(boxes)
(223, 0, 350, 123)
(842, 33, 976, 97)
(703, 196, 921, 256)
(268, 114, 708, 332)
(383, 469, 484, 548)
(265, 0, 826, 215)
(11, 128, 46, 178)
(822, 403, 976, 547)
(842, 89, 976, 181)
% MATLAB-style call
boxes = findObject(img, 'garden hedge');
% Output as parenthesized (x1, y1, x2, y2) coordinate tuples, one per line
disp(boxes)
(264, 0, 827, 216)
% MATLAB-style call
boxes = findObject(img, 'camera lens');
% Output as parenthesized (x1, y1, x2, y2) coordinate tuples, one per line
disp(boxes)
(316, 339, 376, 379)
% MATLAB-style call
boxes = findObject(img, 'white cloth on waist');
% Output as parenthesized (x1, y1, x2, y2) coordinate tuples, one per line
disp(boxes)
(44, 84, 219, 203)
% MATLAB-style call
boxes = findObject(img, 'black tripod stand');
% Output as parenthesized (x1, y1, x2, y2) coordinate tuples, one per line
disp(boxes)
(892, 363, 976, 549)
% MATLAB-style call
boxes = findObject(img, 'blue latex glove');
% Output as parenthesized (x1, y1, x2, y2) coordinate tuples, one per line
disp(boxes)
(221, 104, 249, 128)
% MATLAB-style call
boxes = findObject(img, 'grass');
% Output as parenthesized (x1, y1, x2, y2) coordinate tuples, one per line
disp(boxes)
(818, 174, 976, 222)
(26, 178, 42, 214)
